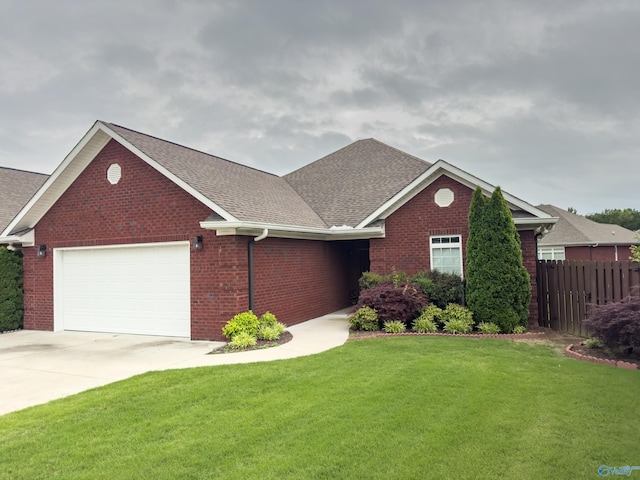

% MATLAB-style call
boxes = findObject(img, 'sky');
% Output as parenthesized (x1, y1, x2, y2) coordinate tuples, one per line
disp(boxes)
(1, 0, 638, 215)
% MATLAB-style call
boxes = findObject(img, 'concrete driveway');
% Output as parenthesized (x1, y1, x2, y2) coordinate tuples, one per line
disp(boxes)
(0, 330, 222, 416)
(0, 310, 350, 416)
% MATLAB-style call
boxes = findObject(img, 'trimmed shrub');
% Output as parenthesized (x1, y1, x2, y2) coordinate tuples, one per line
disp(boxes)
(383, 320, 406, 333)
(441, 304, 474, 334)
(230, 332, 258, 349)
(259, 311, 278, 328)
(420, 304, 443, 323)
(477, 322, 501, 334)
(349, 306, 379, 331)
(222, 311, 260, 340)
(358, 272, 387, 291)
(439, 303, 473, 325)
(0, 248, 23, 332)
(410, 270, 465, 309)
(356, 281, 429, 327)
(412, 317, 438, 333)
(583, 295, 640, 353)
(466, 186, 531, 333)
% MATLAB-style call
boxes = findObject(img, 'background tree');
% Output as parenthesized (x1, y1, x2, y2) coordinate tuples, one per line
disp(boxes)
(0, 247, 23, 332)
(585, 208, 640, 231)
(466, 187, 531, 332)
(631, 233, 640, 262)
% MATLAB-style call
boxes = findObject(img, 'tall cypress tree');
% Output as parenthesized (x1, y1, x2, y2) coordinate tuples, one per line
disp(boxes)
(466, 187, 531, 332)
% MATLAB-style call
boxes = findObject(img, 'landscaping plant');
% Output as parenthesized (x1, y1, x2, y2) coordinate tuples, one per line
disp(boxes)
(356, 280, 428, 327)
(583, 293, 640, 355)
(440, 303, 474, 334)
(477, 322, 501, 334)
(412, 317, 438, 333)
(383, 320, 406, 333)
(466, 186, 530, 333)
(0, 247, 23, 332)
(349, 306, 379, 331)
(410, 269, 464, 308)
(222, 311, 260, 340)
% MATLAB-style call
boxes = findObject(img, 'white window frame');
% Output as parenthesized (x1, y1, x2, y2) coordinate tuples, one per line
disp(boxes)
(430, 235, 463, 278)
(538, 246, 565, 261)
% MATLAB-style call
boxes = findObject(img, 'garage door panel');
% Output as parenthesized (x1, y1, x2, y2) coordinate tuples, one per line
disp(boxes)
(57, 243, 191, 337)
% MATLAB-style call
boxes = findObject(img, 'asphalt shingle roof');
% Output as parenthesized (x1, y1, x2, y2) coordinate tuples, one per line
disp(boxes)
(538, 204, 637, 246)
(105, 123, 328, 228)
(284, 139, 431, 227)
(0, 167, 48, 233)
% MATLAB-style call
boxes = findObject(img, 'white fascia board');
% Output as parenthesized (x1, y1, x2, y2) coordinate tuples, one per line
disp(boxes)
(0, 229, 35, 246)
(99, 122, 237, 222)
(200, 220, 385, 241)
(3, 122, 110, 236)
(355, 159, 555, 229)
(514, 217, 558, 231)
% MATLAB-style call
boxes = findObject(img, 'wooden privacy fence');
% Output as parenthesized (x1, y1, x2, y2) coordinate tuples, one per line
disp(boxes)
(537, 260, 640, 337)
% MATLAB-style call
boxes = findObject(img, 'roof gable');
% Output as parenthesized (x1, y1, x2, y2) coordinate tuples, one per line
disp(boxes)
(0, 167, 48, 233)
(284, 139, 431, 227)
(537, 204, 637, 246)
(356, 159, 555, 229)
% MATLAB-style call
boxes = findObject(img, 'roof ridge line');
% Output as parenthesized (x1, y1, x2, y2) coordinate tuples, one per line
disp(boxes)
(102, 121, 281, 179)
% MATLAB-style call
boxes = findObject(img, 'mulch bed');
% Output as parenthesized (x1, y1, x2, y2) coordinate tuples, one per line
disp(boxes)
(209, 331, 293, 354)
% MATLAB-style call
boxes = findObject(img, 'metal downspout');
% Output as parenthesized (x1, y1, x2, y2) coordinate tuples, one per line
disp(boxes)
(248, 229, 269, 311)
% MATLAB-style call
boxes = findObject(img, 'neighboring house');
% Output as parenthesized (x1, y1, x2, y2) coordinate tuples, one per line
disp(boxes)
(537, 204, 638, 261)
(0, 167, 49, 239)
(0, 121, 556, 340)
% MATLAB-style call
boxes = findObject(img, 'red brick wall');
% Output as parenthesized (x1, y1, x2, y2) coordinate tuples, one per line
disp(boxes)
(565, 245, 632, 261)
(252, 238, 351, 327)
(369, 175, 539, 325)
(23, 139, 249, 340)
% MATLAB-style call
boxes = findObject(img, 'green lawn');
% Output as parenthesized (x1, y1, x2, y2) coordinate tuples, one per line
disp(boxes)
(1, 337, 638, 479)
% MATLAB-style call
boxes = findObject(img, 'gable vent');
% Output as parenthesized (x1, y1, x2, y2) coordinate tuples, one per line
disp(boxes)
(107, 163, 122, 185)
(435, 188, 454, 207)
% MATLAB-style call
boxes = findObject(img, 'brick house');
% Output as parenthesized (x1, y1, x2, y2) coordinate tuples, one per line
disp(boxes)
(537, 205, 638, 261)
(0, 121, 556, 340)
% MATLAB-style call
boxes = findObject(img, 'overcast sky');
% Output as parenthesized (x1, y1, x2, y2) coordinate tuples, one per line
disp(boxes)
(1, 0, 638, 215)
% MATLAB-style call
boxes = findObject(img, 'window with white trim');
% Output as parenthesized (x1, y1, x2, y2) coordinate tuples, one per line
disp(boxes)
(538, 247, 565, 260)
(430, 235, 463, 277)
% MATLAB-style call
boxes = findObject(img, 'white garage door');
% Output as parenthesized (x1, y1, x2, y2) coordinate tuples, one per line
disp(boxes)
(55, 242, 191, 337)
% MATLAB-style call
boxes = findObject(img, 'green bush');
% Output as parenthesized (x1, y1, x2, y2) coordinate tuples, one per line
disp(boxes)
(512, 325, 527, 334)
(466, 186, 531, 333)
(477, 322, 501, 334)
(383, 321, 406, 333)
(420, 305, 443, 323)
(439, 304, 473, 325)
(410, 270, 465, 309)
(443, 318, 473, 334)
(358, 272, 387, 291)
(222, 311, 260, 340)
(584, 337, 603, 349)
(257, 325, 282, 341)
(412, 317, 438, 333)
(230, 332, 258, 349)
(441, 304, 474, 334)
(349, 306, 379, 331)
(0, 248, 23, 332)
(259, 311, 278, 328)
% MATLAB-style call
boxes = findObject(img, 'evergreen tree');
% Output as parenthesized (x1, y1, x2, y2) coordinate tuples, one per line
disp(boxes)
(0, 247, 23, 332)
(466, 187, 531, 332)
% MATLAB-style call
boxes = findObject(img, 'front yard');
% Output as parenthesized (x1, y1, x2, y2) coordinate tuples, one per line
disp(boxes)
(0, 336, 638, 479)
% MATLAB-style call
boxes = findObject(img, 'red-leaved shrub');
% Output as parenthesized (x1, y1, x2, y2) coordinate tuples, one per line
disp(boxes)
(583, 294, 640, 353)
(356, 281, 429, 327)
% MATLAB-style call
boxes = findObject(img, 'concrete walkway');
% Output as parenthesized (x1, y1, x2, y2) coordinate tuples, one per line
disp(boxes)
(0, 309, 350, 416)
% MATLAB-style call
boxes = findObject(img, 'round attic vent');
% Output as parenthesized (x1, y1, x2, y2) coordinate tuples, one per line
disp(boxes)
(434, 188, 454, 207)
(107, 163, 122, 185)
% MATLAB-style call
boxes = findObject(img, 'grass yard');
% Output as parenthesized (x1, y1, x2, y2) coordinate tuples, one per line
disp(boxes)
(0, 337, 638, 479)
